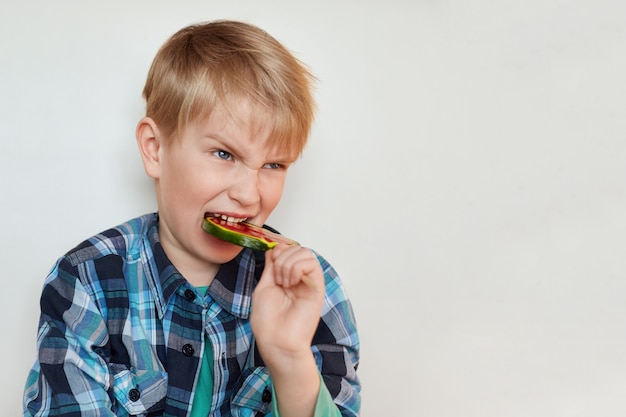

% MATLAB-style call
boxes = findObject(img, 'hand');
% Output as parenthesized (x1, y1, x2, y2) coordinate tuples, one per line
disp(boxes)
(250, 244, 325, 364)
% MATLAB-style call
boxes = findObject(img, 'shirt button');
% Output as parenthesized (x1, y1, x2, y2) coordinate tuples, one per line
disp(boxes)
(184, 289, 196, 301)
(262, 387, 272, 403)
(128, 388, 141, 402)
(182, 343, 195, 356)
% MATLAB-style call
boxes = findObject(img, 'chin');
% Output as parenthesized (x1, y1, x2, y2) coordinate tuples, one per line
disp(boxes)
(204, 235, 244, 262)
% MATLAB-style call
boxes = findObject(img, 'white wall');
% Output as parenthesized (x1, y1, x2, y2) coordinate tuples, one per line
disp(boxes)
(2, 1, 625, 416)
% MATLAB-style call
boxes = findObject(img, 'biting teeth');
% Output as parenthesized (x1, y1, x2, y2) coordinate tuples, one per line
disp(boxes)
(217, 214, 246, 223)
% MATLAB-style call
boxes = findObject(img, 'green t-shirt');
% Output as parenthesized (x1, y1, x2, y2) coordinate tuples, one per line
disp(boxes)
(189, 286, 213, 417)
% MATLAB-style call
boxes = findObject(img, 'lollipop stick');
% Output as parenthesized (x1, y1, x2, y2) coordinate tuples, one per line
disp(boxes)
(300, 275, 317, 290)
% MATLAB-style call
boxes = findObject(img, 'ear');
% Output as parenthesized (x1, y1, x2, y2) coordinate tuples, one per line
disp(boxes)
(136, 117, 163, 179)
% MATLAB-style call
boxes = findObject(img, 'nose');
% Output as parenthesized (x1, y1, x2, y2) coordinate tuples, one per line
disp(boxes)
(228, 167, 261, 207)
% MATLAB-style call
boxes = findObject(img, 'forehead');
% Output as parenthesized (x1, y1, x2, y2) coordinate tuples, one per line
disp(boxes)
(214, 97, 271, 132)
(189, 97, 300, 160)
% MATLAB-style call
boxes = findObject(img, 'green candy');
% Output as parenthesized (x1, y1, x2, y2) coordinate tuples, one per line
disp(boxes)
(202, 217, 297, 251)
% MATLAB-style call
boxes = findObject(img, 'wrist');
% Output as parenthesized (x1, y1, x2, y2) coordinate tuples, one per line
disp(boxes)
(260, 345, 315, 374)
(267, 353, 321, 417)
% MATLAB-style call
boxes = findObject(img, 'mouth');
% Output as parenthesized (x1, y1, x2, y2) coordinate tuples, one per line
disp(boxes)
(205, 212, 249, 224)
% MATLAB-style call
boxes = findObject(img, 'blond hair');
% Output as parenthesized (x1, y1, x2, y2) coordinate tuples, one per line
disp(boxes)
(142, 20, 316, 156)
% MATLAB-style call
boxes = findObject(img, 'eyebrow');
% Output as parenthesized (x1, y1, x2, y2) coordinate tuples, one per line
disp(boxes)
(201, 132, 296, 164)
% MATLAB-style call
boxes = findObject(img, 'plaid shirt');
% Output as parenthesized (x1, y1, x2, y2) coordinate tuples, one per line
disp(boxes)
(23, 213, 360, 416)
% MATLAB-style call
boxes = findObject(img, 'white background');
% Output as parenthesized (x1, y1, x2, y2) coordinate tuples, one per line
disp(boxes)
(2, 1, 625, 416)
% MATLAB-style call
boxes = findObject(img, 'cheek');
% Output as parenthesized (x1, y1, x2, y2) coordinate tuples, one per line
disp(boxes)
(261, 176, 287, 210)
(165, 153, 210, 191)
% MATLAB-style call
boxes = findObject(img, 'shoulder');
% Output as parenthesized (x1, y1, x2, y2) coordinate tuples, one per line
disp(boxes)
(63, 213, 157, 267)
(44, 213, 158, 291)
(41, 213, 159, 312)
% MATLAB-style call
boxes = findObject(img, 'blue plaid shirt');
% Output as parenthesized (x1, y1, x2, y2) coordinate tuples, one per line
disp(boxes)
(23, 213, 360, 416)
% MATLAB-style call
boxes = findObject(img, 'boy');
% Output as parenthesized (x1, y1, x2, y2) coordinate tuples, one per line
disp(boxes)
(23, 20, 360, 417)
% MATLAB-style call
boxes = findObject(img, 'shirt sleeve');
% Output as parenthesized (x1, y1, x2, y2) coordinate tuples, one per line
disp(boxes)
(23, 256, 119, 416)
(311, 252, 362, 416)
(312, 378, 345, 417)
(270, 372, 343, 417)
(24, 254, 168, 416)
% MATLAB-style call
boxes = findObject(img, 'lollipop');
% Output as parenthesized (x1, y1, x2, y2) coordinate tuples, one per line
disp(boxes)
(202, 216, 316, 288)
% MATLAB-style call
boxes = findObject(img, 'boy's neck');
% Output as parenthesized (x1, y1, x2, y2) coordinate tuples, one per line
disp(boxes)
(182, 270, 217, 288)
(159, 241, 220, 287)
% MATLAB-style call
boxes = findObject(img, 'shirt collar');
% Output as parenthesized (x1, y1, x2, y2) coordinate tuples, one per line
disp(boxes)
(144, 213, 265, 320)
(208, 249, 265, 319)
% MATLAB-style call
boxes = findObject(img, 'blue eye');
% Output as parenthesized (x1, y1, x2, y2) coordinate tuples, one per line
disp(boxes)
(263, 162, 284, 170)
(214, 150, 232, 160)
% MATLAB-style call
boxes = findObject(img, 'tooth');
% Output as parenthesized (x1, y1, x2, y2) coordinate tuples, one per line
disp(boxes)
(213, 214, 247, 223)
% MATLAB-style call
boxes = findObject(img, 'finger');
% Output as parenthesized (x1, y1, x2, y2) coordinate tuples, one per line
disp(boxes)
(256, 248, 279, 290)
(270, 245, 306, 286)
(272, 246, 322, 289)
(261, 244, 301, 287)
